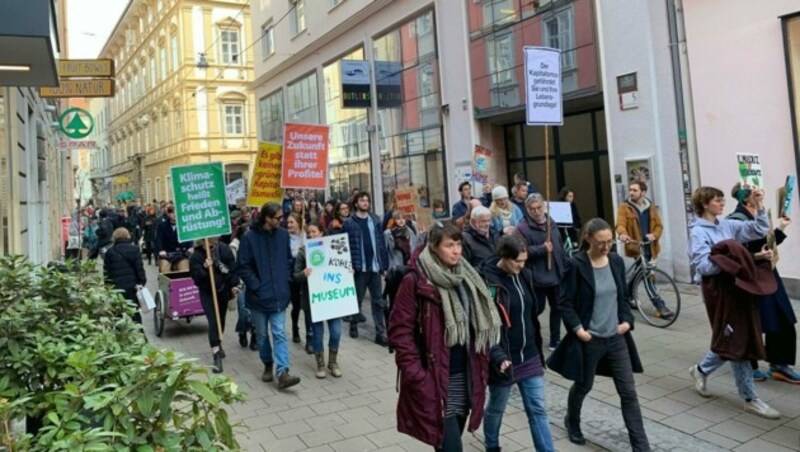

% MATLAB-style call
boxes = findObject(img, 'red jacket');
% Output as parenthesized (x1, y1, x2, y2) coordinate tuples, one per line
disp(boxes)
(388, 252, 490, 448)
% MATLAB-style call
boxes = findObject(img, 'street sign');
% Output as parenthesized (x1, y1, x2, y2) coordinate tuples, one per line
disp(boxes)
(58, 140, 97, 149)
(57, 59, 115, 78)
(170, 162, 232, 243)
(40, 79, 115, 98)
(58, 108, 94, 139)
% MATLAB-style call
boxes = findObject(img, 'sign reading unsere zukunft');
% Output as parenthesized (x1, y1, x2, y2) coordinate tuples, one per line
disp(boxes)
(170, 162, 231, 242)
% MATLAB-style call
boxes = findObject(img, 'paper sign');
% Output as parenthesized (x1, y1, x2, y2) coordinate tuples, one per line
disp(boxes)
(782, 175, 796, 216)
(472, 145, 493, 193)
(247, 142, 284, 207)
(395, 187, 419, 216)
(548, 201, 574, 225)
(524, 46, 563, 126)
(282, 123, 330, 189)
(306, 234, 359, 323)
(225, 178, 246, 205)
(736, 153, 763, 189)
(170, 162, 232, 242)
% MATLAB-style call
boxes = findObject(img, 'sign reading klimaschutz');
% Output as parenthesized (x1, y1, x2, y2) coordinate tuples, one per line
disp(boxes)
(170, 162, 231, 242)
(524, 46, 563, 126)
(341, 60, 371, 108)
(306, 234, 359, 323)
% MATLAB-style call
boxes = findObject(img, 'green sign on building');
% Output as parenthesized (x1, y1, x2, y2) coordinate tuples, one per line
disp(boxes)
(170, 162, 231, 242)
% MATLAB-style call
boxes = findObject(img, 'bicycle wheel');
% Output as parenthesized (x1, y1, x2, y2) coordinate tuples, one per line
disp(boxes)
(632, 268, 681, 328)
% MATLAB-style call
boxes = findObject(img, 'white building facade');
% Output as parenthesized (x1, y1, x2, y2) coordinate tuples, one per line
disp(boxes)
(597, 0, 800, 290)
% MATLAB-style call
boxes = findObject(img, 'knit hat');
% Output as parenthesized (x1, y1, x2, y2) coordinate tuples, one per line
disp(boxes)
(492, 185, 509, 200)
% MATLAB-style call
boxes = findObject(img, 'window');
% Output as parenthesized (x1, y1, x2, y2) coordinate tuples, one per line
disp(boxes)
(159, 46, 167, 80)
(482, 0, 516, 28)
(261, 24, 275, 59)
(287, 71, 319, 124)
(149, 57, 157, 85)
(155, 177, 161, 201)
(171, 35, 180, 71)
(486, 30, 517, 109)
(165, 176, 171, 200)
(290, 0, 305, 36)
(542, 6, 576, 70)
(220, 29, 241, 64)
(259, 90, 284, 142)
(224, 104, 244, 135)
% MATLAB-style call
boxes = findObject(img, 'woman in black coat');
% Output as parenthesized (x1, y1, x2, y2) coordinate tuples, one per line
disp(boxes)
(546, 218, 649, 451)
(103, 227, 147, 324)
(189, 237, 241, 373)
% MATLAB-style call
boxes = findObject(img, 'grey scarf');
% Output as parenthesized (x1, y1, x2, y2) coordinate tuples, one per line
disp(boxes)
(417, 245, 501, 351)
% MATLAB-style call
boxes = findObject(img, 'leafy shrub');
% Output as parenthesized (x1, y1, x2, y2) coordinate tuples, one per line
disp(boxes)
(0, 256, 245, 451)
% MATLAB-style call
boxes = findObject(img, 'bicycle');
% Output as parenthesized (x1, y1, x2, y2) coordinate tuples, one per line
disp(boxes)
(560, 225, 578, 257)
(623, 240, 681, 328)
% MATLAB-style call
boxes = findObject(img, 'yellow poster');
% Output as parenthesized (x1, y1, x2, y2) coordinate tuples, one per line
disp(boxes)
(247, 142, 284, 207)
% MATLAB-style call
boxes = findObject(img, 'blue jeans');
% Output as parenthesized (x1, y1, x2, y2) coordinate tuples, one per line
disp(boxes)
(312, 318, 342, 353)
(484, 376, 555, 451)
(251, 308, 290, 375)
(698, 351, 756, 400)
(235, 290, 252, 334)
(354, 271, 386, 338)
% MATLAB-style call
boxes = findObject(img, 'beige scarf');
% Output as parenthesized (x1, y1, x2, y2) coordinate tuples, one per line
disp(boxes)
(417, 245, 501, 351)
(490, 202, 513, 228)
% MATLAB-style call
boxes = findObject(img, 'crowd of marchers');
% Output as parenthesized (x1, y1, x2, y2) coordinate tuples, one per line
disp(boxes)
(85, 174, 800, 452)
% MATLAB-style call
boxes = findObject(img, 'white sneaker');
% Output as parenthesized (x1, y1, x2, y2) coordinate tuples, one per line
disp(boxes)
(744, 398, 781, 419)
(690, 365, 711, 397)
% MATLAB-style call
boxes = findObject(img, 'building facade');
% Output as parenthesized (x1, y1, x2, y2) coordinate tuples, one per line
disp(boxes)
(0, 0, 67, 263)
(251, 0, 607, 223)
(596, 0, 800, 288)
(97, 0, 258, 204)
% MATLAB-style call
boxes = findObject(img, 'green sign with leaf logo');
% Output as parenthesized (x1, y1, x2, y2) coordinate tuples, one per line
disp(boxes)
(58, 107, 94, 139)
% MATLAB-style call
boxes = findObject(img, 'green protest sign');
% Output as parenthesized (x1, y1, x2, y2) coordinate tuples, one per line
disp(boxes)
(170, 162, 231, 242)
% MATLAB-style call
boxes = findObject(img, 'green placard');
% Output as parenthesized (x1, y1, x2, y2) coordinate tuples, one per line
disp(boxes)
(170, 162, 231, 242)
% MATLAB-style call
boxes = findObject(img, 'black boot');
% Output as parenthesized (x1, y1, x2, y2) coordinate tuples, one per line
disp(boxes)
(212, 351, 223, 374)
(349, 323, 358, 338)
(238, 332, 248, 347)
(292, 325, 301, 343)
(564, 415, 585, 445)
(249, 331, 258, 351)
(486, 447, 502, 452)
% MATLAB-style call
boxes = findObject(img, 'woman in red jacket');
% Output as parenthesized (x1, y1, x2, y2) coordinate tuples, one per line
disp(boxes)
(389, 222, 502, 451)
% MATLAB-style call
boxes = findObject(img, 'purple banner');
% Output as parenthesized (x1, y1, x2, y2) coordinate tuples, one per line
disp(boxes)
(168, 278, 204, 318)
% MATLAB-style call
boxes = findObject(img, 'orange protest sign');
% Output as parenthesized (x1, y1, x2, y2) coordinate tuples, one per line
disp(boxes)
(394, 188, 418, 216)
(247, 142, 284, 207)
(281, 123, 329, 189)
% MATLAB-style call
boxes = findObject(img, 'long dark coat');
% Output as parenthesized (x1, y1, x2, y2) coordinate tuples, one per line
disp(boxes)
(702, 239, 776, 361)
(546, 251, 643, 382)
(103, 239, 147, 302)
(388, 249, 490, 448)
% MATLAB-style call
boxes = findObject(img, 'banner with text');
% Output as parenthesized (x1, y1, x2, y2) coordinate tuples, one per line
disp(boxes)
(472, 145, 493, 194)
(247, 142, 284, 207)
(783, 175, 796, 216)
(170, 162, 231, 242)
(736, 153, 763, 189)
(306, 234, 359, 323)
(225, 178, 246, 205)
(282, 123, 330, 189)
(524, 46, 563, 126)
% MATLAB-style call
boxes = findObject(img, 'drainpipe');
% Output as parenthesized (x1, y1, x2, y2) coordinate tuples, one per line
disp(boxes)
(666, 0, 700, 247)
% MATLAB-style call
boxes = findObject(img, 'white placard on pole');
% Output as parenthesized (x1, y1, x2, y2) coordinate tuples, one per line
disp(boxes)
(548, 201, 574, 225)
(306, 234, 359, 323)
(524, 46, 563, 126)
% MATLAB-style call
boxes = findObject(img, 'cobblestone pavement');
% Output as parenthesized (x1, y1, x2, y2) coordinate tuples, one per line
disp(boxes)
(140, 263, 800, 451)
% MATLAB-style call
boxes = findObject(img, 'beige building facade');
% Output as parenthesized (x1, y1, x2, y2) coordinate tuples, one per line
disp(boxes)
(97, 0, 257, 204)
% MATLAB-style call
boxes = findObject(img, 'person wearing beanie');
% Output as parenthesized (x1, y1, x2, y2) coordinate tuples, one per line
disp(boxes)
(489, 185, 524, 235)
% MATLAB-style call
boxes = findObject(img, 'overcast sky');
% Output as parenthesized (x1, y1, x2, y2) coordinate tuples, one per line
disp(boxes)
(67, 0, 129, 58)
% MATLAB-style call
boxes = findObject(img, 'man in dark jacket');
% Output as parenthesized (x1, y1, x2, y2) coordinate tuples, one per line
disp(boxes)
(452, 181, 492, 228)
(94, 209, 115, 256)
(462, 206, 498, 268)
(237, 202, 301, 389)
(517, 193, 569, 350)
(154, 206, 192, 273)
(342, 191, 389, 344)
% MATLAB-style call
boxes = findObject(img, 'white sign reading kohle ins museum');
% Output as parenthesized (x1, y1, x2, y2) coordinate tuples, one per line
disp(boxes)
(306, 234, 359, 323)
(524, 46, 563, 126)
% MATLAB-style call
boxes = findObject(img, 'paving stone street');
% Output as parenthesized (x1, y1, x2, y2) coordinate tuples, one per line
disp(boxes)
(141, 263, 800, 451)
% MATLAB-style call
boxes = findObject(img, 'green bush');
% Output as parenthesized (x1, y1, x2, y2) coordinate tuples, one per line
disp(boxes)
(0, 256, 245, 451)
